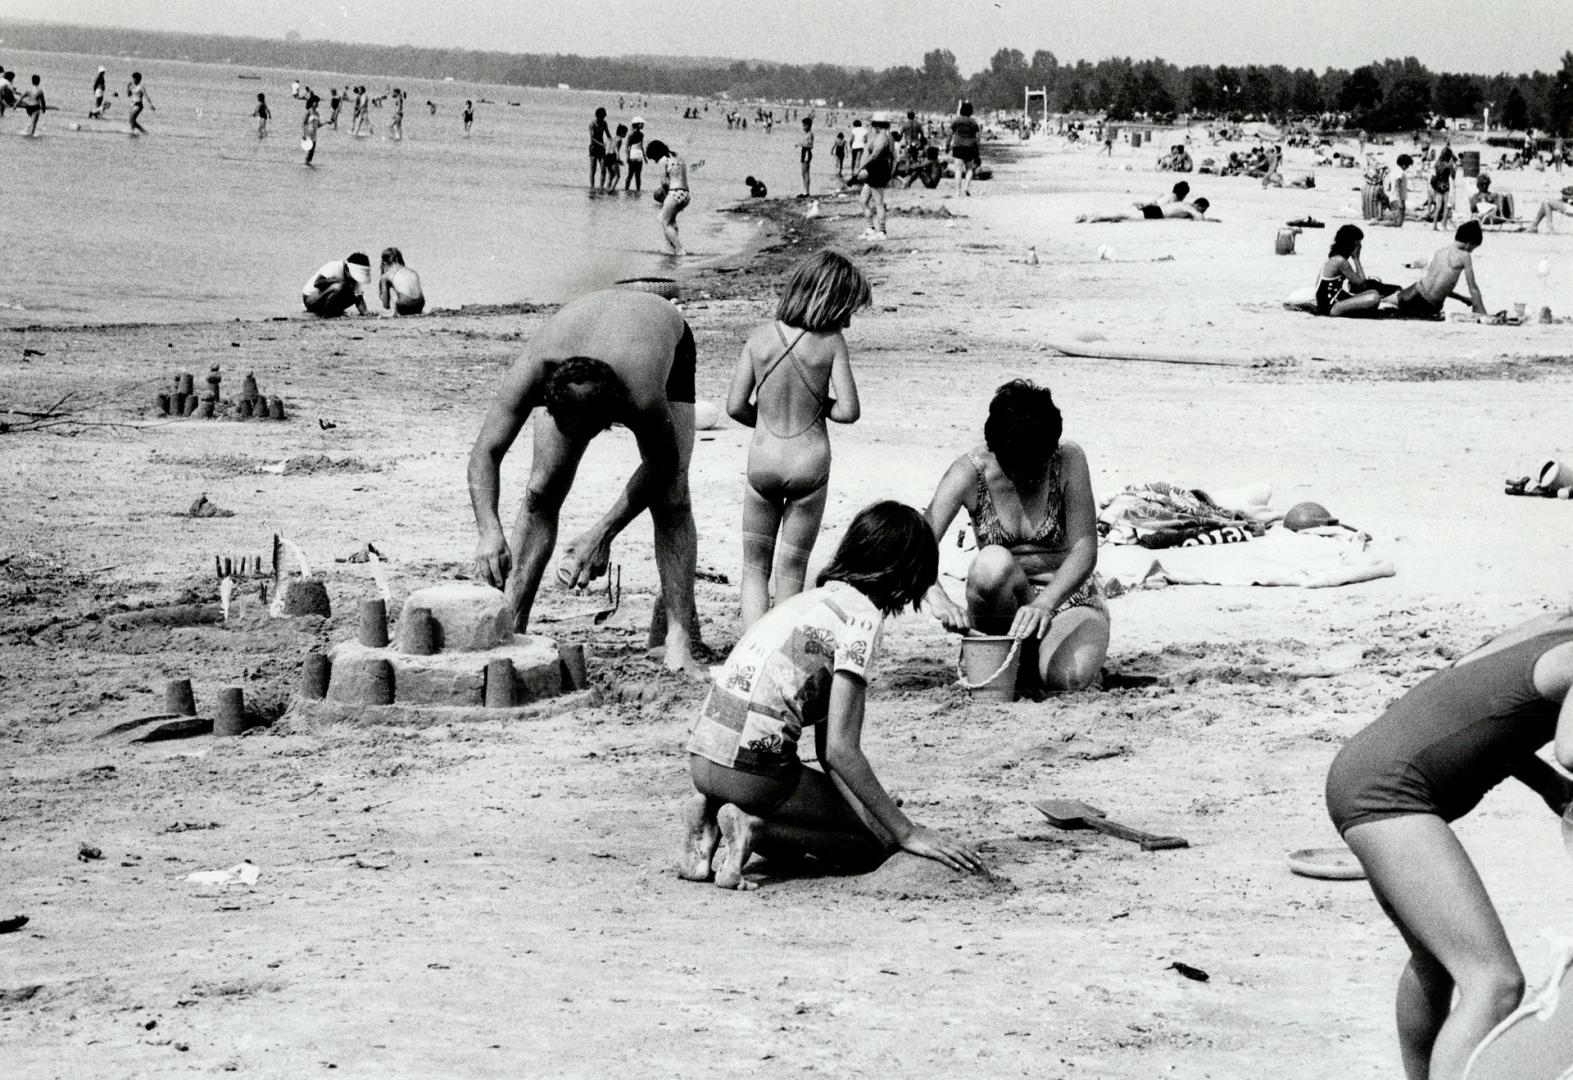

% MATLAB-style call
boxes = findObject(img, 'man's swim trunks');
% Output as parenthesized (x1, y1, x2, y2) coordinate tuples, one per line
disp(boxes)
(1396, 289, 1442, 318)
(664, 323, 696, 404)
(1141, 204, 1164, 219)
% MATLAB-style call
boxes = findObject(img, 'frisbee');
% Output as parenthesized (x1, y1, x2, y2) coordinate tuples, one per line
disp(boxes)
(1287, 846, 1366, 880)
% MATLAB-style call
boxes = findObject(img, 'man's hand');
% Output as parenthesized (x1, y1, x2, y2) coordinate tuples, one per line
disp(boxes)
(557, 529, 612, 588)
(474, 530, 511, 589)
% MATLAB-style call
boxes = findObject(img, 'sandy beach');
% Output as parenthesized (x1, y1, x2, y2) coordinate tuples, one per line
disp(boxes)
(4, 133, 1573, 1078)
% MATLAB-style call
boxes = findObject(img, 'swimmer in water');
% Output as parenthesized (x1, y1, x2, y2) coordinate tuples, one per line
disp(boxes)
(726, 251, 868, 629)
(303, 253, 371, 317)
(645, 140, 690, 256)
(377, 247, 425, 316)
(253, 93, 270, 138)
(18, 74, 45, 138)
(126, 71, 152, 136)
(89, 66, 106, 118)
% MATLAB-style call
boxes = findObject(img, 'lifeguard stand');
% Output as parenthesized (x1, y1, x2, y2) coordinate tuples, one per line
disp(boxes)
(1024, 87, 1048, 127)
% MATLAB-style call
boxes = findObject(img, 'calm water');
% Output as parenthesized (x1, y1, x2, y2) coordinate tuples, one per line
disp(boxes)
(0, 49, 799, 325)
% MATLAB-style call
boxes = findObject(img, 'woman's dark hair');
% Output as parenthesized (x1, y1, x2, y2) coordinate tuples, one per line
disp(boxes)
(1396, 153, 1413, 169)
(1172, 181, 1190, 199)
(543, 357, 626, 431)
(984, 379, 1062, 479)
(816, 501, 938, 616)
(959, 101, 974, 117)
(645, 139, 670, 161)
(1329, 224, 1363, 258)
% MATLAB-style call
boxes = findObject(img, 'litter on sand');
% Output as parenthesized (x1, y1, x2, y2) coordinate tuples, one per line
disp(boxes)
(185, 861, 261, 886)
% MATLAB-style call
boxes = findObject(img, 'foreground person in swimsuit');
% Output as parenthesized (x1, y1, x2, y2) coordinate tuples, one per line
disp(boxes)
(727, 251, 869, 630)
(679, 501, 984, 890)
(468, 289, 702, 673)
(1326, 609, 1573, 1080)
(923, 380, 1109, 692)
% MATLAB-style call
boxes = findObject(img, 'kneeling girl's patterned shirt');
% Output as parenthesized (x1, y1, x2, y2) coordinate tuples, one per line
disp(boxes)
(686, 582, 883, 778)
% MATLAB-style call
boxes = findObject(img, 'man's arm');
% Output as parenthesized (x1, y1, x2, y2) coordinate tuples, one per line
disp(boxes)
(558, 402, 680, 589)
(466, 358, 543, 587)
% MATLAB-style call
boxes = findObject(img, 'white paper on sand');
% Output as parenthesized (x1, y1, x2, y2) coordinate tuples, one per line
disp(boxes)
(185, 861, 261, 886)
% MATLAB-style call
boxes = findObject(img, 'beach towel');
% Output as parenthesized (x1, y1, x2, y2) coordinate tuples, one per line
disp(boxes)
(1099, 525, 1395, 590)
(1098, 482, 1268, 547)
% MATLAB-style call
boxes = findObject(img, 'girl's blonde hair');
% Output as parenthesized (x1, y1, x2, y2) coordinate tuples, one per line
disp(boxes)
(776, 250, 872, 332)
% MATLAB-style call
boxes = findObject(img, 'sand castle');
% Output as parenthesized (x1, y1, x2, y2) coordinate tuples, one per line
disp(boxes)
(155, 365, 287, 421)
(312, 582, 574, 709)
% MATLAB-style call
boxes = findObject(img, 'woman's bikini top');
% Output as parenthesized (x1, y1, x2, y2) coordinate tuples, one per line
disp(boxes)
(754, 324, 826, 439)
(968, 448, 1065, 548)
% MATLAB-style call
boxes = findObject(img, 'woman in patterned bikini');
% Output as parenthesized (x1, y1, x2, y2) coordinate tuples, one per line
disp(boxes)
(923, 379, 1109, 692)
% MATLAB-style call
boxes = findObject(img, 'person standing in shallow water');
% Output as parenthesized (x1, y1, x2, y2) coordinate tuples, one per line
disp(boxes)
(588, 106, 611, 188)
(89, 65, 106, 118)
(127, 72, 153, 136)
(645, 140, 690, 256)
(797, 116, 815, 197)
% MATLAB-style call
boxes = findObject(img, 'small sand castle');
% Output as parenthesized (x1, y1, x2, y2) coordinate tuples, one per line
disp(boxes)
(319, 582, 568, 709)
(156, 366, 288, 421)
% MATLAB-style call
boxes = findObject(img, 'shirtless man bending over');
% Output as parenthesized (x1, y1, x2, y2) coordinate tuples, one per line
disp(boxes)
(468, 289, 702, 672)
(1384, 220, 1489, 318)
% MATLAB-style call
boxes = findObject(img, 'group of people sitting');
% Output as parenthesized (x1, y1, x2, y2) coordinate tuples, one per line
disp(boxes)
(302, 248, 425, 317)
(1312, 221, 1488, 318)
(1156, 144, 1194, 172)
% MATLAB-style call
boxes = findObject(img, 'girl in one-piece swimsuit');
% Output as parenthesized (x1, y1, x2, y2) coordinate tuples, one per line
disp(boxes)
(725, 251, 871, 630)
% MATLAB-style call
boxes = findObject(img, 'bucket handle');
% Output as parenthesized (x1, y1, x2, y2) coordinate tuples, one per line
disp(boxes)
(955, 635, 1023, 691)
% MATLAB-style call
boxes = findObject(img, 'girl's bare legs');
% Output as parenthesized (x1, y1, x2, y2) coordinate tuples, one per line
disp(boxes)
(1344, 816, 1525, 1080)
(714, 767, 890, 890)
(1330, 289, 1386, 317)
(772, 482, 828, 607)
(739, 482, 784, 631)
(659, 196, 685, 255)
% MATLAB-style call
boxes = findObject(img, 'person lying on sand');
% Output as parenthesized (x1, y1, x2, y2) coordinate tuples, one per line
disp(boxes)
(1133, 181, 1188, 209)
(923, 380, 1109, 692)
(1314, 225, 1401, 316)
(1327, 606, 1573, 1080)
(1381, 221, 1489, 318)
(1076, 196, 1213, 223)
(679, 501, 984, 890)
(468, 288, 701, 673)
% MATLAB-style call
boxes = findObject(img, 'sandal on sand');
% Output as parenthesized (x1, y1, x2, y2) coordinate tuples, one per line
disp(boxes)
(1287, 217, 1325, 228)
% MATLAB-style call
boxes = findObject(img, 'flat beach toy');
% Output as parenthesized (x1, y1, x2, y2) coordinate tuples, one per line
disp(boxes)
(1287, 846, 1365, 880)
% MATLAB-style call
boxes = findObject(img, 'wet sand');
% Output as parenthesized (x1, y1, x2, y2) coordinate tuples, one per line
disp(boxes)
(3, 134, 1573, 1078)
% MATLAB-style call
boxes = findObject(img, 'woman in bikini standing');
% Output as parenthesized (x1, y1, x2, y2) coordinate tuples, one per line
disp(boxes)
(1327, 608, 1573, 1080)
(923, 380, 1109, 692)
(726, 251, 869, 630)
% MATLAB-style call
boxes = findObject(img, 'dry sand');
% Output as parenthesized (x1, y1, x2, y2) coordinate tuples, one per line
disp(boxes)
(3, 134, 1573, 1079)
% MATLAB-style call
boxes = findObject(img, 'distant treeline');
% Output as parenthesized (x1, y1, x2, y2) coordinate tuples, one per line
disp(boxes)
(4, 20, 1571, 133)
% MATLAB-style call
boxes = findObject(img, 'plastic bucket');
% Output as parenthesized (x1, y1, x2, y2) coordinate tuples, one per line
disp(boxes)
(1459, 150, 1480, 178)
(1275, 228, 1297, 255)
(957, 635, 1022, 701)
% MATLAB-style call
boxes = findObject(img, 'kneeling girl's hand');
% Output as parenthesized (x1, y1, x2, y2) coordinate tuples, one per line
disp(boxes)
(901, 824, 986, 875)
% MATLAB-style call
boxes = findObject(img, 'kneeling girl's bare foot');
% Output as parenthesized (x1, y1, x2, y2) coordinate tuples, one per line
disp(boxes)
(676, 793, 720, 882)
(713, 804, 761, 891)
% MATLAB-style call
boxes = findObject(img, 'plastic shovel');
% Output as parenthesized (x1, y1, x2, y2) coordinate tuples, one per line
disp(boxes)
(1033, 798, 1190, 851)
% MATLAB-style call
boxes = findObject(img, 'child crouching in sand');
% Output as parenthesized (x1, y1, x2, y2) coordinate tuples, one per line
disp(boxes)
(679, 501, 984, 890)
(727, 250, 867, 631)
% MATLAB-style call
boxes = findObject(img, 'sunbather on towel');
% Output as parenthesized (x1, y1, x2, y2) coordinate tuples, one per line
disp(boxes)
(1525, 188, 1573, 234)
(1076, 197, 1213, 223)
(1382, 221, 1488, 318)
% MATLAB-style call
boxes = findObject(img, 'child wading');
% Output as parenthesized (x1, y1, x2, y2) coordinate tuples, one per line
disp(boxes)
(679, 501, 984, 891)
(727, 251, 867, 630)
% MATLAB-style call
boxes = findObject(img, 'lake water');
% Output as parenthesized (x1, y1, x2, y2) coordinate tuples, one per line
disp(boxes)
(0, 48, 803, 325)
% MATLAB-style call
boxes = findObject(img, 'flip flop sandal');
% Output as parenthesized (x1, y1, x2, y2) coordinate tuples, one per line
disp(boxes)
(1287, 846, 1366, 880)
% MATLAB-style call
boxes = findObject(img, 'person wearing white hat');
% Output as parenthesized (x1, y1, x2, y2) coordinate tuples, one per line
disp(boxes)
(624, 116, 646, 192)
(89, 65, 106, 118)
(302, 253, 371, 317)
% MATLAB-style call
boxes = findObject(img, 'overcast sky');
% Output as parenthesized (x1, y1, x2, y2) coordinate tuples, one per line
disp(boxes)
(8, 0, 1572, 75)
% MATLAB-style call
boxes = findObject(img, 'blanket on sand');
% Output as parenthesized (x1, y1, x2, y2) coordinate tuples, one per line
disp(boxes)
(1099, 526, 1395, 589)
